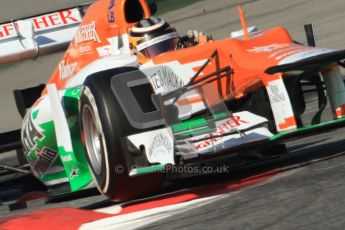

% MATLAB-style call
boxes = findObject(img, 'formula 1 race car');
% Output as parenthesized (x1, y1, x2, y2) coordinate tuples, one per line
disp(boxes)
(2, 0, 345, 202)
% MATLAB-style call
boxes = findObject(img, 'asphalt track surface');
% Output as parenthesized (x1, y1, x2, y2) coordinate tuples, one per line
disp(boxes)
(1, 0, 345, 229)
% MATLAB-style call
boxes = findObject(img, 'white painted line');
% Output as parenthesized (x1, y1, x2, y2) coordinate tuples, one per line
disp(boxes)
(80, 194, 227, 230)
(95, 205, 122, 215)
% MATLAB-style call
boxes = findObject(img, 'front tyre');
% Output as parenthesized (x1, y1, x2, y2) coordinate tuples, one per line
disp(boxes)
(79, 70, 164, 201)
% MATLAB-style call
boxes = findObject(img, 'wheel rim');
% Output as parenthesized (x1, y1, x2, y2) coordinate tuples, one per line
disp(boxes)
(82, 105, 103, 175)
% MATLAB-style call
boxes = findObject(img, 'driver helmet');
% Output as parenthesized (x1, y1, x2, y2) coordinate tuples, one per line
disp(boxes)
(129, 17, 179, 61)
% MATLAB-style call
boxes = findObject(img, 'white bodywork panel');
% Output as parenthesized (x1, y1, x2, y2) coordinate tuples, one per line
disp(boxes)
(176, 111, 273, 155)
(231, 26, 258, 38)
(279, 48, 334, 65)
(0, 8, 83, 64)
(47, 84, 73, 153)
(127, 111, 272, 166)
(66, 54, 138, 87)
(128, 127, 175, 165)
(141, 60, 208, 119)
(266, 78, 297, 132)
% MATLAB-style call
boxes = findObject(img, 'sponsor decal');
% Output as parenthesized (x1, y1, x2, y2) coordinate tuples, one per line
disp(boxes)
(148, 133, 173, 159)
(34, 147, 58, 176)
(265, 79, 296, 131)
(267, 84, 285, 103)
(97, 37, 117, 57)
(247, 43, 328, 62)
(269, 45, 311, 60)
(22, 113, 44, 161)
(79, 44, 92, 54)
(195, 116, 248, 150)
(108, 0, 116, 23)
(0, 23, 17, 40)
(0, 9, 81, 40)
(149, 66, 185, 91)
(59, 60, 77, 80)
(74, 21, 101, 45)
(126, 128, 175, 165)
(32, 9, 80, 31)
(61, 155, 73, 162)
(247, 44, 289, 53)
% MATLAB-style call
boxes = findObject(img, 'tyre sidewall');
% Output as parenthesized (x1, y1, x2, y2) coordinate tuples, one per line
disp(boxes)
(80, 72, 164, 201)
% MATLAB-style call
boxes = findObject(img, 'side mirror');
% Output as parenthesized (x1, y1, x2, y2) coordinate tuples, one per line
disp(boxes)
(149, 2, 157, 15)
(17, 20, 35, 40)
(16, 20, 37, 49)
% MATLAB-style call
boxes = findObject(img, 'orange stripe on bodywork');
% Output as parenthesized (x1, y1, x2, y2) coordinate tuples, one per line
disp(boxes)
(177, 97, 203, 106)
(335, 104, 345, 118)
(192, 66, 201, 73)
(278, 116, 297, 130)
(321, 64, 337, 75)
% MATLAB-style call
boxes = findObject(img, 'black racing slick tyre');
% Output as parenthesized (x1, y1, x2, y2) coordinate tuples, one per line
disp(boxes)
(79, 68, 164, 201)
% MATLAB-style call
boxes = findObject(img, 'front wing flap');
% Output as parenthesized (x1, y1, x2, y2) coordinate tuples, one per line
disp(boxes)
(126, 111, 273, 176)
(266, 49, 345, 74)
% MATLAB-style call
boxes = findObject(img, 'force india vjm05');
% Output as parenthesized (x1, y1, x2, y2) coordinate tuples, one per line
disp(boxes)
(2, 0, 345, 201)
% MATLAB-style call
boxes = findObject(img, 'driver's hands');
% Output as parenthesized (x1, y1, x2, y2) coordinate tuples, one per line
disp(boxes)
(187, 30, 213, 45)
